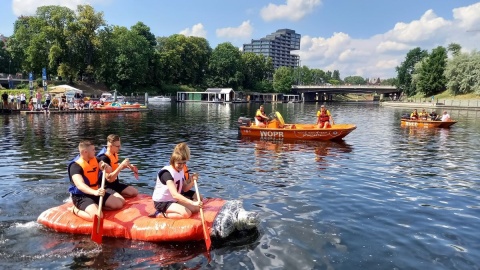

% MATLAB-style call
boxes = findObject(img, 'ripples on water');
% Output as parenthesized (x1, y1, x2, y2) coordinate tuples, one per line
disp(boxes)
(0, 103, 479, 269)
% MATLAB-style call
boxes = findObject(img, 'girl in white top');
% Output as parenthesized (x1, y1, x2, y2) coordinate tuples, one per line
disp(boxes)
(152, 143, 202, 218)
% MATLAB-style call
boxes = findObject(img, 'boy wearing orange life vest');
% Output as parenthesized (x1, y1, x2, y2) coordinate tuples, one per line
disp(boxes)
(97, 134, 139, 204)
(68, 140, 124, 221)
(317, 105, 334, 128)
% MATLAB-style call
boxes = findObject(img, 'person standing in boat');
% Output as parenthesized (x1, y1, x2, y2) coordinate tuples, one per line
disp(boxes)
(255, 105, 269, 127)
(317, 105, 334, 128)
(410, 109, 419, 120)
(152, 143, 202, 219)
(68, 140, 124, 221)
(97, 134, 139, 204)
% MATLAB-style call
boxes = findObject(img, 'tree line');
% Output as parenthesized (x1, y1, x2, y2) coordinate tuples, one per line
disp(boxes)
(396, 44, 480, 97)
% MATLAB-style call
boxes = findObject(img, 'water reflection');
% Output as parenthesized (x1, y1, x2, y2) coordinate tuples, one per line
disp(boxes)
(239, 137, 353, 169)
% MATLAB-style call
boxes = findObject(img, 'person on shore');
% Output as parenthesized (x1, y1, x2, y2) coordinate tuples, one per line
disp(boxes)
(35, 90, 43, 110)
(7, 74, 13, 89)
(441, 111, 451, 121)
(1, 92, 8, 109)
(410, 109, 419, 120)
(317, 105, 334, 128)
(20, 93, 26, 110)
(8, 93, 14, 109)
(97, 134, 139, 203)
(28, 96, 34, 111)
(68, 140, 124, 221)
(255, 105, 269, 127)
(44, 92, 51, 108)
(152, 143, 202, 219)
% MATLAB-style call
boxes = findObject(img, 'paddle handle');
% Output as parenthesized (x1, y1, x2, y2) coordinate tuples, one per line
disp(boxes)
(194, 179, 211, 251)
(96, 167, 107, 220)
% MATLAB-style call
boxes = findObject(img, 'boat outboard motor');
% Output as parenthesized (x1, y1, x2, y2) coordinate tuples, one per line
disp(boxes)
(237, 117, 251, 127)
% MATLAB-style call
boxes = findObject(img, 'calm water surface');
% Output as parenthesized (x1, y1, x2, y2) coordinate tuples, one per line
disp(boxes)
(0, 102, 479, 269)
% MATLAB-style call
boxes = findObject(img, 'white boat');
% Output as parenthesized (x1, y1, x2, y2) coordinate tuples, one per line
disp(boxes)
(148, 96, 172, 103)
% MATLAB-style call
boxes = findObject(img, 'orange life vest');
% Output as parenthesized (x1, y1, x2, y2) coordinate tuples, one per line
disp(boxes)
(104, 151, 119, 172)
(68, 157, 100, 195)
(318, 110, 330, 122)
(256, 109, 267, 123)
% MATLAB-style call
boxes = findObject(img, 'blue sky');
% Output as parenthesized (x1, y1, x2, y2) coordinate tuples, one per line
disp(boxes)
(2, 0, 480, 79)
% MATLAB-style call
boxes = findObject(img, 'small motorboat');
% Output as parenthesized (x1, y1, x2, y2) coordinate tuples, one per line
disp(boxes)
(148, 96, 172, 103)
(400, 118, 457, 128)
(238, 112, 356, 141)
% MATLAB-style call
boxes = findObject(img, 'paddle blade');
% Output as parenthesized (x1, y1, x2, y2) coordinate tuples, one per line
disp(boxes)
(91, 214, 104, 244)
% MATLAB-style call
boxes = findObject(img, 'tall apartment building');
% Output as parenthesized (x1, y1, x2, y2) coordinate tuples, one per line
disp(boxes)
(243, 29, 301, 69)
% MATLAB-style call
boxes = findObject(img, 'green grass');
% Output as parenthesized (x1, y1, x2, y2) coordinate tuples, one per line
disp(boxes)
(413, 90, 480, 100)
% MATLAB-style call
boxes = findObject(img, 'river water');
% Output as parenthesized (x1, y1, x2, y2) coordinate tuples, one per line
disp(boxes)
(0, 102, 479, 269)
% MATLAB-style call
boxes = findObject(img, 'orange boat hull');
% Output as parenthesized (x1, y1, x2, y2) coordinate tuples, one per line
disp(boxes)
(94, 106, 125, 111)
(239, 123, 356, 141)
(401, 119, 457, 128)
(37, 194, 225, 242)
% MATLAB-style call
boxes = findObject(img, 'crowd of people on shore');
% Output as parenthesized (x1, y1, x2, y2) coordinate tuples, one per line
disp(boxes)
(408, 108, 451, 121)
(68, 135, 202, 222)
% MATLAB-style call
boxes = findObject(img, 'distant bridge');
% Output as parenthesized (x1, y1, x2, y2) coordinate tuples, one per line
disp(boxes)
(292, 85, 397, 94)
(292, 85, 398, 101)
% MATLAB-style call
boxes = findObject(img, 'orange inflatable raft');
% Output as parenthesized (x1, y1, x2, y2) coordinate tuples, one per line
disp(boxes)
(37, 194, 226, 242)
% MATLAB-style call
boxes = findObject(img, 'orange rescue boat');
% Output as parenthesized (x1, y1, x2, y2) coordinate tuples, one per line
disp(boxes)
(238, 112, 356, 141)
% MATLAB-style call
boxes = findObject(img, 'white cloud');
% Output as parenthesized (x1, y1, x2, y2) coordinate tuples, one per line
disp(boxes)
(452, 2, 480, 29)
(12, 0, 109, 16)
(387, 10, 450, 43)
(216, 20, 253, 40)
(260, 0, 322, 22)
(179, 23, 207, 38)
(376, 41, 410, 53)
(298, 2, 480, 79)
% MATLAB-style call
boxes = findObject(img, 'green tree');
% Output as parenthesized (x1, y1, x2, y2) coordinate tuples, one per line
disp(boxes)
(273, 66, 294, 93)
(96, 26, 150, 91)
(311, 69, 326, 85)
(207, 42, 242, 88)
(332, 70, 341, 82)
(380, 78, 397, 86)
(395, 47, 428, 96)
(67, 5, 106, 82)
(344, 75, 366, 85)
(413, 46, 447, 97)
(445, 50, 480, 95)
(447, 43, 462, 57)
(242, 52, 267, 90)
(156, 34, 211, 87)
